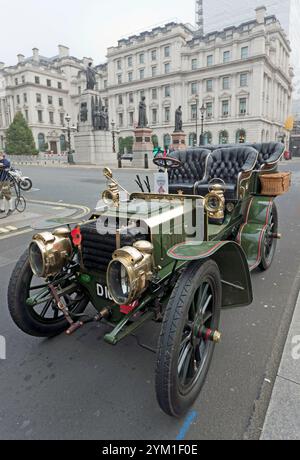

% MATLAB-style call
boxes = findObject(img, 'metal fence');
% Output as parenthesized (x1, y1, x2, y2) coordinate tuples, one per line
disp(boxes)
(9, 153, 68, 166)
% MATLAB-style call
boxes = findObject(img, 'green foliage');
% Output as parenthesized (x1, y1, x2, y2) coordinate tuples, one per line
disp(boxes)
(5, 112, 38, 155)
(152, 135, 159, 148)
(118, 136, 134, 155)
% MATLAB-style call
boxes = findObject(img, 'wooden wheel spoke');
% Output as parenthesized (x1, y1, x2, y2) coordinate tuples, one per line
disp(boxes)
(178, 342, 192, 376)
(180, 345, 194, 383)
(39, 300, 53, 318)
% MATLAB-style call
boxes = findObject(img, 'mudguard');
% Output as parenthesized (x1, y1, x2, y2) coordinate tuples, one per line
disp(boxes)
(167, 241, 253, 309)
(236, 196, 274, 271)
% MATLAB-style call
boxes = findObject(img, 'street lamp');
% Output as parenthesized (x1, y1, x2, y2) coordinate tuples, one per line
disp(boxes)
(195, 95, 199, 146)
(62, 114, 77, 165)
(111, 120, 120, 154)
(199, 103, 207, 145)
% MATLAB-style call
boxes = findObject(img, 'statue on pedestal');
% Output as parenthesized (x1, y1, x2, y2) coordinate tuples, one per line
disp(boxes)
(86, 63, 97, 91)
(80, 102, 88, 122)
(138, 96, 148, 128)
(175, 106, 183, 132)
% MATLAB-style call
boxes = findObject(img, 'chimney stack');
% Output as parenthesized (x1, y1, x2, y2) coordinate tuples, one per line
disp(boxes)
(256, 6, 267, 24)
(32, 48, 39, 62)
(17, 54, 25, 63)
(58, 45, 70, 58)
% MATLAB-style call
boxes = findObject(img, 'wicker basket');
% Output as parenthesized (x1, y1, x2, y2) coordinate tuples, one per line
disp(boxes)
(260, 172, 291, 196)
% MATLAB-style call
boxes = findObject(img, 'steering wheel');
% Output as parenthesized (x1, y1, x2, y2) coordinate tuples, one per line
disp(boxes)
(153, 156, 182, 170)
(208, 178, 226, 193)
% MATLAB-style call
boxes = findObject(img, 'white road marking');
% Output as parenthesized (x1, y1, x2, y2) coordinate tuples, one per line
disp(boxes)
(0, 228, 10, 233)
(6, 226, 18, 231)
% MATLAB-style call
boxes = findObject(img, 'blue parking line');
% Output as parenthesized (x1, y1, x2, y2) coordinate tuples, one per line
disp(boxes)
(176, 411, 198, 440)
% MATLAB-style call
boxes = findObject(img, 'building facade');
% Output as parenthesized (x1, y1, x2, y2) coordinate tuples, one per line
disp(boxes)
(203, 0, 300, 115)
(0, 7, 293, 153)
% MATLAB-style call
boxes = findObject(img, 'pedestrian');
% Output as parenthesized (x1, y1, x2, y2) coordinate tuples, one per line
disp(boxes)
(0, 152, 13, 215)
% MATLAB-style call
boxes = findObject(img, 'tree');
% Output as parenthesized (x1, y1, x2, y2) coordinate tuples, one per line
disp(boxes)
(5, 112, 38, 155)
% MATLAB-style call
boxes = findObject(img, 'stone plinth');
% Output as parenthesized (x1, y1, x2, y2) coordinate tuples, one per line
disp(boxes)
(132, 127, 156, 169)
(74, 130, 117, 167)
(78, 90, 99, 133)
(172, 131, 187, 150)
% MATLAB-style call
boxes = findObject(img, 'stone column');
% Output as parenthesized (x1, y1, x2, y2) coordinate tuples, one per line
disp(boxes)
(131, 127, 155, 169)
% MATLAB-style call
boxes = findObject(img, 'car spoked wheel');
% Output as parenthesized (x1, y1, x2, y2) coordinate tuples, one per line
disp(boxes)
(8, 250, 89, 337)
(259, 203, 278, 271)
(156, 260, 222, 417)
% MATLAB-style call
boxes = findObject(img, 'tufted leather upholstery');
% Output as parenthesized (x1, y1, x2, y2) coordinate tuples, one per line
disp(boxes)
(168, 148, 211, 194)
(196, 147, 258, 200)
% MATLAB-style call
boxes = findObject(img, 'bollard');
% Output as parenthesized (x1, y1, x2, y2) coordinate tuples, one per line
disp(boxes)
(118, 153, 122, 169)
(144, 153, 149, 169)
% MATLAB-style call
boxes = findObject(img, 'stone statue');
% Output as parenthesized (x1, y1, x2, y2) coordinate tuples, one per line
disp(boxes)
(99, 106, 106, 130)
(86, 63, 97, 91)
(80, 102, 88, 122)
(175, 106, 183, 132)
(138, 96, 148, 128)
(94, 105, 101, 130)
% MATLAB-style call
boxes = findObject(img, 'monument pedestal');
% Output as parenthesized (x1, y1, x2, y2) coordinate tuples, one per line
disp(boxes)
(172, 131, 187, 150)
(74, 130, 117, 167)
(132, 127, 156, 169)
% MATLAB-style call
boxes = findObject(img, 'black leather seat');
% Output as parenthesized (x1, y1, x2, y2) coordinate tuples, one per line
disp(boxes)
(196, 147, 258, 200)
(168, 148, 211, 195)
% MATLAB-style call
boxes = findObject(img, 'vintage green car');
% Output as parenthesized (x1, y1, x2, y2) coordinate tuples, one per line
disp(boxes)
(8, 143, 290, 417)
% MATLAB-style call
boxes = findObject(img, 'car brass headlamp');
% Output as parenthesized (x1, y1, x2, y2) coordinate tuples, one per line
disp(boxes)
(29, 228, 73, 278)
(204, 183, 226, 225)
(107, 241, 153, 305)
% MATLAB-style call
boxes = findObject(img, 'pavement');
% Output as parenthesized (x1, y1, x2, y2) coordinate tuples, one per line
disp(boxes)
(0, 161, 299, 440)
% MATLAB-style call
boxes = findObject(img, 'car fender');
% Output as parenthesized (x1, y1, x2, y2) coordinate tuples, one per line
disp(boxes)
(168, 240, 253, 309)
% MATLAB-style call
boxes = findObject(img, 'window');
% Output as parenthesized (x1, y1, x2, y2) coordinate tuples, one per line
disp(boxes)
(206, 102, 213, 119)
(189, 133, 197, 146)
(139, 69, 145, 80)
(16, 95, 20, 105)
(236, 129, 246, 143)
(164, 46, 170, 58)
(163, 134, 171, 149)
(35, 76, 40, 84)
(164, 63, 170, 74)
(129, 92, 134, 104)
(117, 60, 122, 70)
(37, 110, 43, 123)
(49, 112, 54, 124)
(60, 112, 65, 126)
(206, 79, 213, 92)
(207, 55, 213, 66)
(128, 72, 133, 82)
(164, 85, 171, 98)
(15, 78, 18, 86)
(118, 113, 123, 127)
(152, 108, 158, 124)
(239, 98, 247, 115)
(59, 98, 63, 107)
(222, 76, 230, 90)
(104, 80, 107, 89)
(223, 51, 230, 63)
(191, 59, 198, 70)
(222, 100, 229, 116)
(58, 82, 62, 89)
(151, 50, 157, 61)
(203, 131, 213, 145)
(78, 86, 82, 95)
(25, 110, 28, 121)
(191, 82, 198, 95)
(60, 135, 66, 152)
(129, 112, 134, 126)
(152, 88, 157, 100)
(128, 56, 133, 67)
(219, 130, 229, 144)
(48, 95, 53, 105)
(139, 53, 145, 65)
(36, 93, 42, 103)
(47, 79, 51, 87)
(240, 73, 248, 87)
(23, 93, 27, 104)
(191, 104, 197, 120)
(241, 46, 249, 60)
(164, 107, 170, 123)
(152, 66, 157, 77)
(140, 90, 145, 99)
(117, 74, 122, 84)
(118, 95, 123, 105)
(38, 133, 45, 151)
(22, 76, 25, 84)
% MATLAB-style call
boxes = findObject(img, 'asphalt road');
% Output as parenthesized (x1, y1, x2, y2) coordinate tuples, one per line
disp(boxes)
(0, 162, 299, 440)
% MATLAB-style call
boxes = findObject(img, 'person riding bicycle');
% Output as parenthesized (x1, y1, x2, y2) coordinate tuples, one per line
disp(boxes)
(0, 153, 13, 215)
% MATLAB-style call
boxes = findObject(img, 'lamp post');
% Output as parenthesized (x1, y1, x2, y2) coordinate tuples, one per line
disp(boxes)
(199, 103, 207, 145)
(62, 114, 77, 165)
(111, 120, 121, 167)
(195, 95, 199, 146)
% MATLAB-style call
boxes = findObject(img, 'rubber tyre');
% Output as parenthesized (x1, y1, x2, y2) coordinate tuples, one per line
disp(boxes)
(259, 203, 278, 271)
(155, 260, 222, 417)
(20, 179, 32, 191)
(8, 250, 89, 338)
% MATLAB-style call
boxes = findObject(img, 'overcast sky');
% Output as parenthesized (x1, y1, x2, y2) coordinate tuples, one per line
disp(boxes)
(0, 0, 195, 65)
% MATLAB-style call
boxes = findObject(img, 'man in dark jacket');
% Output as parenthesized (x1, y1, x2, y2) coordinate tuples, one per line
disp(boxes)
(0, 153, 13, 215)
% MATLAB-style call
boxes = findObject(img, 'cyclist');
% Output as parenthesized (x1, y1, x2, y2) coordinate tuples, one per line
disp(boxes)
(0, 153, 13, 215)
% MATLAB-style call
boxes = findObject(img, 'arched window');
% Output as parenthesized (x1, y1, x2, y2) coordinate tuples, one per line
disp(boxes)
(152, 135, 159, 148)
(203, 131, 213, 145)
(189, 132, 197, 146)
(60, 135, 66, 152)
(219, 130, 229, 145)
(236, 129, 246, 144)
(38, 133, 45, 152)
(163, 134, 171, 149)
